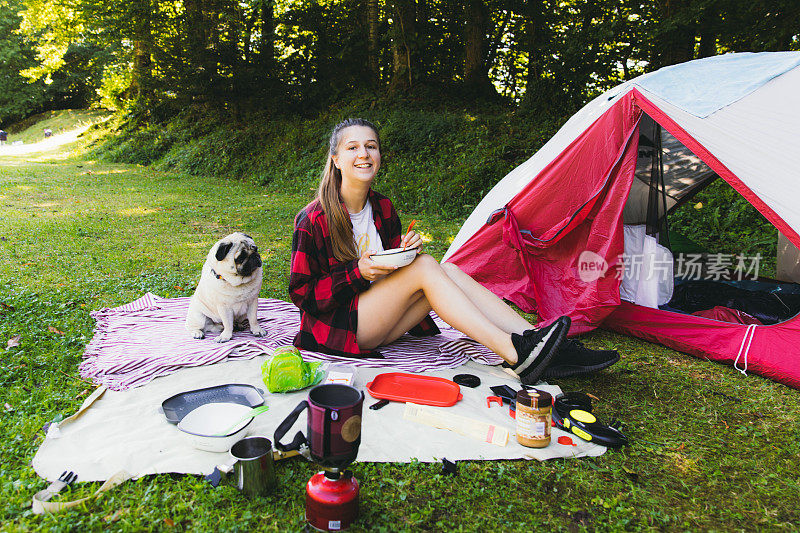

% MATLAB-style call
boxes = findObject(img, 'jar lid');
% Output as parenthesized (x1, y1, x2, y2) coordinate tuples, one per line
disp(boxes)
(516, 388, 552, 409)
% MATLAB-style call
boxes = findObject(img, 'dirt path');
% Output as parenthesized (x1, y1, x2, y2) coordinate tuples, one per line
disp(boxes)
(0, 125, 93, 158)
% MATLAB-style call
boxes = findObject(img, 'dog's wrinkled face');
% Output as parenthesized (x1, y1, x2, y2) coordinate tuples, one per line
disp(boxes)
(214, 233, 262, 278)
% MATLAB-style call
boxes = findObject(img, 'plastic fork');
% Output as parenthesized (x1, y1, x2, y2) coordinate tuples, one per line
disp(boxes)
(402, 220, 417, 250)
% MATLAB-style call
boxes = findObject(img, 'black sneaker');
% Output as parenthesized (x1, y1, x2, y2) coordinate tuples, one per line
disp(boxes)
(503, 316, 571, 385)
(542, 339, 619, 379)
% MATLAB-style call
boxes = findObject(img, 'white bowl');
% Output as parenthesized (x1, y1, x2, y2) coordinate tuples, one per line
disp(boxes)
(370, 247, 419, 268)
(177, 403, 254, 453)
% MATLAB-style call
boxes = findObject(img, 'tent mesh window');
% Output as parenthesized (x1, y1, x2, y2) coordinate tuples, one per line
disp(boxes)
(623, 113, 717, 233)
(620, 113, 800, 326)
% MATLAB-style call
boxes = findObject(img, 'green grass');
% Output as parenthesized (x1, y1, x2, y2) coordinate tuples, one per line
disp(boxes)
(1, 117, 800, 531)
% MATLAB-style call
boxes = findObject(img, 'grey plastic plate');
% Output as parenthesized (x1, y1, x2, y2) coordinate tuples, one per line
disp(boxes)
(160, 384, 265, 424)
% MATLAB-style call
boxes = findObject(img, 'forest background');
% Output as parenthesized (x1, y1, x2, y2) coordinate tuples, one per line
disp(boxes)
(1, 0, 799, 259)
(2, 2, 800, 530)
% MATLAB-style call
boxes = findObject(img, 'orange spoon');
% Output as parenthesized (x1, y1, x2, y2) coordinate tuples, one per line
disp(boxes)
(403, 220, 417, 250)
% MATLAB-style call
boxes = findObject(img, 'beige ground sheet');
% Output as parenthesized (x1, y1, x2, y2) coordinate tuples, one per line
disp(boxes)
(33, 358, 605, 482)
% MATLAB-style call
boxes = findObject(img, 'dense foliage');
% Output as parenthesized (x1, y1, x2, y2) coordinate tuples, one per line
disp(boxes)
(0, 0, 48, 124)
(87, 96, 563, 219)
(2, 0, 799, 126)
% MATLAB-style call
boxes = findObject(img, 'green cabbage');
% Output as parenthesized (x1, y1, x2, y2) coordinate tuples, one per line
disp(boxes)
(261, 345, 324, 393)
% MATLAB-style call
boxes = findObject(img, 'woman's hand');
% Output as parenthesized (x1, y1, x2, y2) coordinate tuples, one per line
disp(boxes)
(358, 250, 397, 282)
(401, 230, 423, 253)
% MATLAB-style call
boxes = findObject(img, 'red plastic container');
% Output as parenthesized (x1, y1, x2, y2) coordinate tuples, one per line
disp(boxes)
(366, 373, 463, 406)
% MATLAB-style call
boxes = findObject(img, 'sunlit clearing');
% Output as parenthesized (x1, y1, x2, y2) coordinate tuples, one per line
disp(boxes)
(94, 169, 131, 175)
(117, 207, 158, 216)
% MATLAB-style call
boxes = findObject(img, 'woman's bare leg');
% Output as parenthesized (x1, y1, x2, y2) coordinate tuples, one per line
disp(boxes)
(357, 254, 517, 362)
(375, 262, 534, 344)
(373, 290, 434, 346)
(440, 262, 533, 335)
(362, 262, 535, 345)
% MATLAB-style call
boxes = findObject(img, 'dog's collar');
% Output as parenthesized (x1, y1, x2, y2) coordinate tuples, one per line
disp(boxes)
(210, 268, 225, 281)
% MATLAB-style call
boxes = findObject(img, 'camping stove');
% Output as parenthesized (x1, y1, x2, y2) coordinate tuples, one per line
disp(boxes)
(274, 385, 364, 531)
(305, 468, 359, 532)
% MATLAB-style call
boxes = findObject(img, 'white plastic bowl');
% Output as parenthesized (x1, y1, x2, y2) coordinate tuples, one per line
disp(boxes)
(177, 403, 254, 453)
(370, 247, 419, 268)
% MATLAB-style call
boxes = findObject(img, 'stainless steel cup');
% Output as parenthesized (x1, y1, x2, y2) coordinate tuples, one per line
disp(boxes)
(230, 436, 276, 497)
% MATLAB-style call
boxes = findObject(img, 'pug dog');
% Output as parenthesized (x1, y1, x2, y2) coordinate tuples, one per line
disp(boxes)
(185, 232, 267, 342)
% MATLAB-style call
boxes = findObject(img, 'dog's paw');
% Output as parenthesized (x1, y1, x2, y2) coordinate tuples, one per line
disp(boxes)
(215, 332, 233, 343)
(191, 330, 205, 339)
(251, 326, 267, 337)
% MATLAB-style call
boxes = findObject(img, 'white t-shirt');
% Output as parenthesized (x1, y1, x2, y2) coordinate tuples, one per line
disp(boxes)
(350, 201, 384, 256)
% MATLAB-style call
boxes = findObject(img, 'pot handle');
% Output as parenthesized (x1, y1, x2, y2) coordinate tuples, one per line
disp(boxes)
(273, 400, 308, 452)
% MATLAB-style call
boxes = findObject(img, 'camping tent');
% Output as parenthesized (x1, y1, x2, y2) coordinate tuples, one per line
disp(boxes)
(443, 52, 800, 389)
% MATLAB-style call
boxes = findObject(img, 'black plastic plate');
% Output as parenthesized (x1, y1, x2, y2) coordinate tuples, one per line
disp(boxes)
(160, 383, 265, 424)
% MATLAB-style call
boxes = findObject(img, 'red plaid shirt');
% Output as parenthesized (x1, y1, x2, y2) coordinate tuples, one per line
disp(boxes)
(290, 189, 440, 357)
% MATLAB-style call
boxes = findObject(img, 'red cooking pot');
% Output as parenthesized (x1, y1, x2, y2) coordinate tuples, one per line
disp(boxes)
(274, 384, 364, 469)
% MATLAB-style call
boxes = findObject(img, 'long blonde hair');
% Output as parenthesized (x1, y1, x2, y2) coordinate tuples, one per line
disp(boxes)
(318, 118, 381, 262)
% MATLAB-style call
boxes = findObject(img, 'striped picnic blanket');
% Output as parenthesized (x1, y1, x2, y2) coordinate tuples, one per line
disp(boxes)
(80, 293, 502, 391)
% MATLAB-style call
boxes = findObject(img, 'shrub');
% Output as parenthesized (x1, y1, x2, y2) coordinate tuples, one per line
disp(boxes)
(82, 99, 568, 219)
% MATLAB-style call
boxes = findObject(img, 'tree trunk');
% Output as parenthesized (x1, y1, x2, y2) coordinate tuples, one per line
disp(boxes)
(260, 0, 275, 70)
(227, 1, 245, 115)
(463, 0, 494, 95)
(132, 40, 152, 100)
(521, 0, 547, 106)
(229, 2, 242, 73)
(243, 13, 254, 66)
(416, 0, 429, 68)
(367, 0, 379, 85)
(697, 1, 718, 58)
(388, 0, 418, 93)
(183, 0, 206, 100)
(655, 0, 696, 68)
(131, 0, 153, 102)
(183, 0, 206, 66)
(313, 2, 333, 89)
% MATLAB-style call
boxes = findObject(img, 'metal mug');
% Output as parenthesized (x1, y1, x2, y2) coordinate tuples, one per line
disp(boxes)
(229, 436, 277, 497)
(274, 384, 364, 469)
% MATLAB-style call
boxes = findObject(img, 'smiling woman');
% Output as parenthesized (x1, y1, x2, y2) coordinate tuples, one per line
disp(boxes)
(321, 121, 383, 261)
(287, 119, 616, 385)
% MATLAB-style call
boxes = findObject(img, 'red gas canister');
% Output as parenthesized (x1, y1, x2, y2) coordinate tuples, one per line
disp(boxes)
(305, 470, 359, 531)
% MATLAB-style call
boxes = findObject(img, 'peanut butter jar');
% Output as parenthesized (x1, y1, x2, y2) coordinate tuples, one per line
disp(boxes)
(515, 389, 552, 448)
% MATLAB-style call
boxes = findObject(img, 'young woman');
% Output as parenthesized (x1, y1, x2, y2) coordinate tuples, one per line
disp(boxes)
(289, 118, 617, 385)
